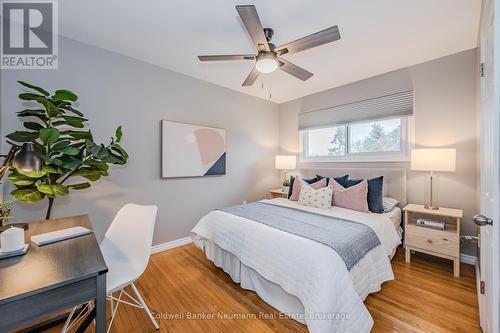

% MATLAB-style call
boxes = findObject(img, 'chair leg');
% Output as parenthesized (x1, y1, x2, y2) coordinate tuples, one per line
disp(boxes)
(109, 291, 114, 318)
(61, 306, 76, 333)
(130, 283, 159, 330)
(60, 303, 91, 333)
(107, 289, 123, 333)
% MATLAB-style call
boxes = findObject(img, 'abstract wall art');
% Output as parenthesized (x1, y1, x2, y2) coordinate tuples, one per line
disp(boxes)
(161, 120, 226, 178)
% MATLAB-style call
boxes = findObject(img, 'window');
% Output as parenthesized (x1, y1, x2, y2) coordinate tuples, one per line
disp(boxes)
(305, 125, 346, 157)
(302, 117, 411, 162)
(349, 118, 401, 153)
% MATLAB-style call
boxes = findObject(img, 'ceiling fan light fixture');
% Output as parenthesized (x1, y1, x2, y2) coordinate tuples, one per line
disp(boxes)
(255, 52, 278, 73)
(198, 6, 340, 86)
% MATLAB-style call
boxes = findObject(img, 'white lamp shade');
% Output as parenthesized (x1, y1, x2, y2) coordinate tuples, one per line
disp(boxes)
(411, 148, 456, 172)
(275, 155, 296, 170)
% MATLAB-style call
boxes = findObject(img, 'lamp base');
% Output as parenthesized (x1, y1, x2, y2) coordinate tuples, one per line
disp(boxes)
(424, 172, 440, 211)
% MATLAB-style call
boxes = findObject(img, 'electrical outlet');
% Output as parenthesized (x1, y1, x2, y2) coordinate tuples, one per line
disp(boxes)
(460, 235, 479, 243)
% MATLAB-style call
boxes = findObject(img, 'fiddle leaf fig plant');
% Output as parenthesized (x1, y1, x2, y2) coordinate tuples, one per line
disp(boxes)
(6, 81, 129, 219)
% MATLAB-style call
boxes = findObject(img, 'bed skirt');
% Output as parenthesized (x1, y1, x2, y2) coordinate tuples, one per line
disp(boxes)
(194, 237, 398, 325)
(194, 237, 308, 324)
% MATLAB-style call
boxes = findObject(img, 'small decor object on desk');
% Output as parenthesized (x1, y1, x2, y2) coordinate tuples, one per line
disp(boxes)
(5, 81, 129, 220)
(0, 226, 28, 259)
(30, 226, 92, 246)
(0, 198, 29, 233)
(0, 198, 16, 225)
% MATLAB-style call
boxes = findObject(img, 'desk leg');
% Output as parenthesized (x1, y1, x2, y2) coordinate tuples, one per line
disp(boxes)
(95, 273, 107, 333)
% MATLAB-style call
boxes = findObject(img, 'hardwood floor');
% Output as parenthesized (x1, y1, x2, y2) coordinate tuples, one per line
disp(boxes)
(46, 244, 481, 333)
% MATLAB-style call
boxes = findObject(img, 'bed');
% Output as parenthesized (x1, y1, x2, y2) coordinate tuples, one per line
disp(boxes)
(191, 168, 406, 333)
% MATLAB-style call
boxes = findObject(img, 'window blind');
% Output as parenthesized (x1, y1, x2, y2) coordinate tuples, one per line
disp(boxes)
(298, 90, 414, 130)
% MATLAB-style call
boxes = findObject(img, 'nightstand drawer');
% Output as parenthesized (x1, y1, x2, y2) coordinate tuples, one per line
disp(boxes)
(405, 225, 458, 257)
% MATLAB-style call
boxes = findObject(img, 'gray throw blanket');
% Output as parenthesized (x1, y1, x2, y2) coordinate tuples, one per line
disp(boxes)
(218, 202, 381, 271)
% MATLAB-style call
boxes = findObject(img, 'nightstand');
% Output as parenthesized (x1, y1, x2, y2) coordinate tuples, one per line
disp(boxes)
(403, 204, 463, 277)
(269, 189, 288, 199)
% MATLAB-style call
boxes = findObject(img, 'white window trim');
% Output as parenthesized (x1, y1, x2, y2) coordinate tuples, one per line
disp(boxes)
(300, 117, 414, 163)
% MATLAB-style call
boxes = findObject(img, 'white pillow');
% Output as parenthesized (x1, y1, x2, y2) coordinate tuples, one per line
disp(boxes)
(383, 197, 400, 213)
(298, 183, 333, 209)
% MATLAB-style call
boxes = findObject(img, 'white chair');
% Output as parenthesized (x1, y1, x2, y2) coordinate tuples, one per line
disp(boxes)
(62, 203, 160, 332)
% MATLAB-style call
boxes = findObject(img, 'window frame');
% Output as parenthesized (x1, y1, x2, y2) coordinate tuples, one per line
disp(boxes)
(300, 116, 413, 163)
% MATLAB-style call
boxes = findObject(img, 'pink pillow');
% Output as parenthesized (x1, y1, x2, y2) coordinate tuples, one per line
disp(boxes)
(289, 177, 327, 201)
(330, 178, 370, 212)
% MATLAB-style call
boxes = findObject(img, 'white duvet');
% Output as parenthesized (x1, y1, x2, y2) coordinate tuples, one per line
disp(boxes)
(191, 198, 401, 333)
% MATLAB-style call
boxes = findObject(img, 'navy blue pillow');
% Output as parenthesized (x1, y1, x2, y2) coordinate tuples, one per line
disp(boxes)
(288, 176, 318, 198)
(338, 176, 384, 214)
(317, 174, 349, 187)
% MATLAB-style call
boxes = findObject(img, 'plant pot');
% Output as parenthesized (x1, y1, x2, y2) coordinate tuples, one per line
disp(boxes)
(282, 186, 290, 193)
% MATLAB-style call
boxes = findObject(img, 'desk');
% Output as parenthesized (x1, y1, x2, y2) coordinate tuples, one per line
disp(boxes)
(0, 215, 108, 332)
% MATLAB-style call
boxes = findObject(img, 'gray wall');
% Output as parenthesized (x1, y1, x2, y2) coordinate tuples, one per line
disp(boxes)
(0, 38, 480, 256)
(0, 37, 280, 244)
(279, 49, 479, 255)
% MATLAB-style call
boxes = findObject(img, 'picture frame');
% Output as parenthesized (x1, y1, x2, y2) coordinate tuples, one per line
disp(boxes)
(161, 120, 226, 178)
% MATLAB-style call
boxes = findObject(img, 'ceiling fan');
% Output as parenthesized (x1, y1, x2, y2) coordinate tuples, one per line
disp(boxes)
(198, 5, 341, 87)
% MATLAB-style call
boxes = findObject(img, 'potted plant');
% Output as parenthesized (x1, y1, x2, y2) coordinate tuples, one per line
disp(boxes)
(0, 198, 16, 226)
(6, 81, 129, 219)
(282, 179, 290, 193)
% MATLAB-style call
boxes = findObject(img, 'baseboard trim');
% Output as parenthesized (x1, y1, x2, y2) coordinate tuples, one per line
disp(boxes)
(460, 253, 477, 265)
(151, 236, 192, 254)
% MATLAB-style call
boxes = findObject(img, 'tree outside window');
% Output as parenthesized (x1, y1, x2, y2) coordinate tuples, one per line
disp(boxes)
(305, 118, 403, 159)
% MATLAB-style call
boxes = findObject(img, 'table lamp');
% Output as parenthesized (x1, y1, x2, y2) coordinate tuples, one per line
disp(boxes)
(411, 148, 456, 210)
(0, 142, 42, 179)
(275, 155, 296, 188)
(0, 142, 42, 231)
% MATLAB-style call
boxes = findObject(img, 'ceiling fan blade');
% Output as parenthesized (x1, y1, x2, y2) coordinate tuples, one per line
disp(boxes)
(242, 66, 260, 86)
(278, 59, 313, 81)
(235, 5, 270, 52)
(276, 25, 340, 56)
(198, 55, 255, 61)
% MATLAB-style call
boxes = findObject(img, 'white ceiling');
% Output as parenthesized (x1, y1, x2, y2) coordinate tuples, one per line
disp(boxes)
(59, 0, 481, 104)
